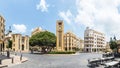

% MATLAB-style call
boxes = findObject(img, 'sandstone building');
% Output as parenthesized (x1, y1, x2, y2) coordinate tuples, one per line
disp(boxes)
(0, 15, 5, 52)
(64, 31, 83, 51)
(4, 29, 29, 52)
(31, 27, 44, 36)
(11, 34, 29, 52)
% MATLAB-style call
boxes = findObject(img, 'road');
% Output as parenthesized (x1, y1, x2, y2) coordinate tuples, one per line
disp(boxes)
(7, 53, 102, 68)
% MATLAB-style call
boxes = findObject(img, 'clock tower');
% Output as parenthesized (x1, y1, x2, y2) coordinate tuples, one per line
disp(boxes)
(56, 20, 64, 51)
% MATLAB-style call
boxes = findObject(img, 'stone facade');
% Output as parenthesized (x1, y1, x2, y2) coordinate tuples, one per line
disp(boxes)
(84, 27, 106, 52)
(21, 36, 29, 52)
(64, 32, 83, 51)
(12, 34, 29, 52)
(78, 39, 84, 51)
(0, 15, 5, 52)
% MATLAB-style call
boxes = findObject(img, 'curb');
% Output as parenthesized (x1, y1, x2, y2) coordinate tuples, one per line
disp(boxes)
(7, 58, 28, 67)
(0, 65, 8, 68)
(0, 56, 28, 67)
(21, 60, 28, 63)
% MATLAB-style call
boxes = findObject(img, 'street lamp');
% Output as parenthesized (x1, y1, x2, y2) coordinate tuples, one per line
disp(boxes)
(0, 39, 3, 55)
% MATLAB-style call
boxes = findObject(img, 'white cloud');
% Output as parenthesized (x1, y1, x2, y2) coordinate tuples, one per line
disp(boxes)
(31, 28, 34, 32)
(58, 10, 73, 24)
(75, 0, 120, 41)
(13, 24, 27, 34)
(36, 0, 49, 12)
(59, 0, 120, 41)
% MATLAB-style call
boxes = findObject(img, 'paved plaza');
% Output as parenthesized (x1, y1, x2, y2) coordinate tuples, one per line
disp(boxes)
(7, 53, 102, 68)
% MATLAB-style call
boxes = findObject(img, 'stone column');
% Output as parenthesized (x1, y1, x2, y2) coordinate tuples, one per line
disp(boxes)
(70, 37, 72, 51)
(91, 48, 92, 53)
(67, 37, 69, 51)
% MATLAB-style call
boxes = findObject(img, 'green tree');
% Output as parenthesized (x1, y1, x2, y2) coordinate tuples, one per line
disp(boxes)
(7, 39, 12, 49)
(113, 36, 117, 41)
(29, 31, 56, 53)
(109, 36, 117, 52)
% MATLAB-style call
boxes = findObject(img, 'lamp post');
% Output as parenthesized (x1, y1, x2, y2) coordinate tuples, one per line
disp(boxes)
(0, 39, 3, 55)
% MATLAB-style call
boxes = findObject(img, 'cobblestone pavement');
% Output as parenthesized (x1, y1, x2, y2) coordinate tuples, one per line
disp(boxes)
(7, 53, 102, 68)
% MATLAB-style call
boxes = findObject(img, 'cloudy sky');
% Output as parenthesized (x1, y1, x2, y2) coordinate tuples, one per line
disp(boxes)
(0, 0, 120, 41)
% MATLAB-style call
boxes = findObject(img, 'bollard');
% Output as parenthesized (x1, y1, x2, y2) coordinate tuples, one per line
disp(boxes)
(7, 51, 10, 58)
(0, 59, 1, 64)
(31, 49, 33, 54)
(20, 54, 22, 61)
(12, 57, 14, 63)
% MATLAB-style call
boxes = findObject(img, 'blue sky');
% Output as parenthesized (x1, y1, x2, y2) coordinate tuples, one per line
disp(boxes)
(1, 0, 120, 41)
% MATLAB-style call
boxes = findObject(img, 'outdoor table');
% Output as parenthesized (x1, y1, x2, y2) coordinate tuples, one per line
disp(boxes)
(106, 57, 114, 61)
(102, 57, 114, 62)
(101, 58, 106, 60)
(100, 57, 114, 65)
(114, 58, 120, 65)
(104, 61, 119, 67)
(107, 57, 114, 59)
(100, 58, 106, 64)
(89, 58, 100, 63)
(88, 58, 101, 67)
(115, 58, 120, 61)
(101, 57, 113, 61)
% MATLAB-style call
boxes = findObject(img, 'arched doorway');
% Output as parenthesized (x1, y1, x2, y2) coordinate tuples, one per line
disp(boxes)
(86, 49, 88, 52)
(22, 45, 24, 51)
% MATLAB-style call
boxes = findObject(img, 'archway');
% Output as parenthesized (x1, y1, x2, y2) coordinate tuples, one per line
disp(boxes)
(22, 45, 24, 51)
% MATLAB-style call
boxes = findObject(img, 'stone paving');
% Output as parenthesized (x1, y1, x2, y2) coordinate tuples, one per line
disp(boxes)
(0, 53, 28, 68)
(7, 53, 102, 68)
(0, 55, 9, 60)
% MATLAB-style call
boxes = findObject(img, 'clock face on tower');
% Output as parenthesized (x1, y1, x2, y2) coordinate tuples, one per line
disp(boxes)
(59, 26, 62, 30)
